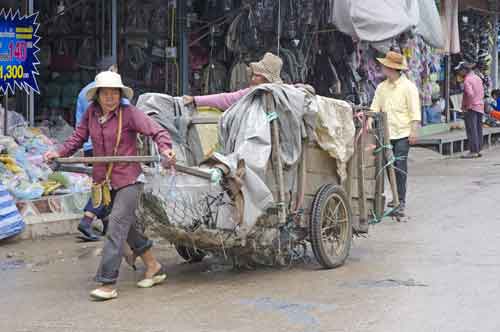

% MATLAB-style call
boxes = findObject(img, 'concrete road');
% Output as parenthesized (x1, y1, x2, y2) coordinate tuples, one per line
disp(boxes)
(1, 147, 499, 332)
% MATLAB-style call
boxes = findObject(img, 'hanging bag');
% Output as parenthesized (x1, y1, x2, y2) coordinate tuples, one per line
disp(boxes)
(91, 109, 123, 208)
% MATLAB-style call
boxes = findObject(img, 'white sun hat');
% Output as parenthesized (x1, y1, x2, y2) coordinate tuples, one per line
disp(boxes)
(86, 71, 134, 101)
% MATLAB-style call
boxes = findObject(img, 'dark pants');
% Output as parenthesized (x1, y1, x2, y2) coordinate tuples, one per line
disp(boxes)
(83, 149, 108, 218)
(95, 183, 153, 285)
(390, 137, 410, 205)
(464, 111, 483, 154)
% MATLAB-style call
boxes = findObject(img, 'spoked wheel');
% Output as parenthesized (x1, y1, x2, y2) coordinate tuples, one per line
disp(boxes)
(175, 245, 206, 263)
(309, 184, 353, 269)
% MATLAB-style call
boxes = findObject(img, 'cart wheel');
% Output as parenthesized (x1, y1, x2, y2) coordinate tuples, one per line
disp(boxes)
(175, 245, 206, 263)
(309, 184, 352, 269)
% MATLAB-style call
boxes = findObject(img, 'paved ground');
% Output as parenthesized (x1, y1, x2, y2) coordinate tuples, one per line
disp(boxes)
(1, 147, 500, 332)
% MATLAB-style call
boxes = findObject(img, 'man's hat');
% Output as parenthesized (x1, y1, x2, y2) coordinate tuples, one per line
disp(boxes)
(376, 51, 408, 71)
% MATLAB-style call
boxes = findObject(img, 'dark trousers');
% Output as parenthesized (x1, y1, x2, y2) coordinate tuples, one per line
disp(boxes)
(390, 137, 410, 204)
(464, 111, 483, 153)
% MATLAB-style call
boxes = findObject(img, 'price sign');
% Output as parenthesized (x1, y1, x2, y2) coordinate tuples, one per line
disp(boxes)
(0, 9, 40, 94)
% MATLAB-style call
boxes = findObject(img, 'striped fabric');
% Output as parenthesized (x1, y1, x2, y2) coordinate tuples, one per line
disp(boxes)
(0, 184, 25, 240)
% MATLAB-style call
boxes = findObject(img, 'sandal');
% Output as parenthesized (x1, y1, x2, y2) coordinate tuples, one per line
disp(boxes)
(90, 288, 118, 301)
(137, 266, 167, 288)
(124, 252, 137, 271)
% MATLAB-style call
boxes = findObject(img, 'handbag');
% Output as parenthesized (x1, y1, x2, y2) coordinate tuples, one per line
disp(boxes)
(91, 109, 123, 208)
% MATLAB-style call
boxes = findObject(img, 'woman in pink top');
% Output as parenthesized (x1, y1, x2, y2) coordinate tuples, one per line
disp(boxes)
(44, 72, 176, 301)
(455, 62, 485, 159)
(183, 52, 283, 110)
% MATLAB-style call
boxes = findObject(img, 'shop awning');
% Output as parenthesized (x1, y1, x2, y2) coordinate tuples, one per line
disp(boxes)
(332, 0, 445, 49)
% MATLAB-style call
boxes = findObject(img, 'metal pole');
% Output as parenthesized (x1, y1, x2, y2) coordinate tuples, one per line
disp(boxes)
(177, 0, 189, 94)
(28, 0, 35, 126)
(101, 0, 105, 58)
(3, 92, 8, 136)
(111, 0, 117, 64)
(444, 54, 451, 123)
(55, 156, 213, 180)
(493, 6, 499, 89)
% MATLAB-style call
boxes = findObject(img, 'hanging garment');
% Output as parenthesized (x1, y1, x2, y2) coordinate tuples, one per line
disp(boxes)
(309, 51, 340, 97)
(229, 60, 250, 91)
(440, 0, 460, 54)
(202, 61, 228, 94)
(77, 38, 96, 68)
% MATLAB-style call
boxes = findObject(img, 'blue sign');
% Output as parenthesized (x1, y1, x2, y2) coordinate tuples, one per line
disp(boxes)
(0, 9, 40, 94)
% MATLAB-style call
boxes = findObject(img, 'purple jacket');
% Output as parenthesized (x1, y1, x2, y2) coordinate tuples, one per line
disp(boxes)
(58, 104, 172, 190)
(194, 88, 251, 111)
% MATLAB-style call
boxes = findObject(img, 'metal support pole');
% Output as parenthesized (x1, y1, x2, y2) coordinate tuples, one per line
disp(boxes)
(3, 92, 8, 136)
(177, 0, 189, 94)
(28, 0, 35, 126)
(111, 0, 117, 64)
(493, 7, 499, 89)
(101, 0, 105, 58)
(444, 54, 451, 123)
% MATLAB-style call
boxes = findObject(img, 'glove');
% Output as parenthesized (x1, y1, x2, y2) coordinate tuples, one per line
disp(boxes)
(209, 168, 223, 184)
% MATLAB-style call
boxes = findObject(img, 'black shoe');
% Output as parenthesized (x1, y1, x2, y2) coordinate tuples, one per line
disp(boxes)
(387, 200, 396, 208)
(395, 203, 406, 218)
(77, 223, 101, 242)
(101, 218, 109, 236)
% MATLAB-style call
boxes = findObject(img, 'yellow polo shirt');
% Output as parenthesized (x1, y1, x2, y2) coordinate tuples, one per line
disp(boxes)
(370, 75, 421, 140)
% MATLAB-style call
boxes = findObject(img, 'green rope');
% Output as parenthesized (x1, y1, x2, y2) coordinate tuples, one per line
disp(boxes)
(373, 143, 393, 155)
(368, 206, 399, 225)
(266, 112, 279, 122)
(376, 155, 408, 178)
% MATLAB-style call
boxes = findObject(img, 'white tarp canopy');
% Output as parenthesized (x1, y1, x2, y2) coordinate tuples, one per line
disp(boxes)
(333, 0, 444, 49)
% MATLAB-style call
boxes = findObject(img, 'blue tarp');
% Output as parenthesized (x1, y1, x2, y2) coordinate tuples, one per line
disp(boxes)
(0, 184, 25, 240)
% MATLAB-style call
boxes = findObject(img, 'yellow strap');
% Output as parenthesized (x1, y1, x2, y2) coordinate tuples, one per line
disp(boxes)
(104, 108, 123, 183)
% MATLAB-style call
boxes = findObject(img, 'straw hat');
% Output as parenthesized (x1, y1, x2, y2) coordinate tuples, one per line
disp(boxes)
(248, 52, 283, 84)
(376, 51, 408, 71)
(86, 71, 134, 101)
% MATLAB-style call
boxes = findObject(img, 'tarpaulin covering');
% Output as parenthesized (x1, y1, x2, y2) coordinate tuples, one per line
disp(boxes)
(0, 184, 25, 240)
(333, 0, 444, 49)
(136, 93, 204, 166)
(315, 96, 356, 181)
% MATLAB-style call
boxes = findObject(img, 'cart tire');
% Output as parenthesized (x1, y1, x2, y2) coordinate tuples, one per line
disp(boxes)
(175, 245, 206, 263)
(309, 184, 352, 269)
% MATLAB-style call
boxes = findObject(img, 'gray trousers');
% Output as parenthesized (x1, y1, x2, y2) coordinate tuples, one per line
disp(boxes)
(95, 183, 152, 285)
(464, 110, 483, 153)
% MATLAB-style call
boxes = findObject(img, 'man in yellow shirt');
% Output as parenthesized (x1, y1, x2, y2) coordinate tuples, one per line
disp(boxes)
(370, 51, 421, 217)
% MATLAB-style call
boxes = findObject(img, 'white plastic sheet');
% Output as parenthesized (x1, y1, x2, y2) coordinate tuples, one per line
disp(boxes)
(333, 0, 444, 48)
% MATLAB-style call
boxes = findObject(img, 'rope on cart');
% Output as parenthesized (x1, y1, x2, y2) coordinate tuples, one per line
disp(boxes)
(372, 134, 408, 177)
(368, 206, 399, 225)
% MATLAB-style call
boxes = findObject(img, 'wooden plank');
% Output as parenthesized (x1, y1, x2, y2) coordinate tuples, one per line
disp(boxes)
(374, 121, 385, 217)
(357, 128, 368, 230)
(351, 199, 375, 216)
(350, 179, 376, 199)
(305, 145, 338, 176)
(351, 150, 376, 168)
(305, 173, 339, 197)
(352, 166, 377, 180)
